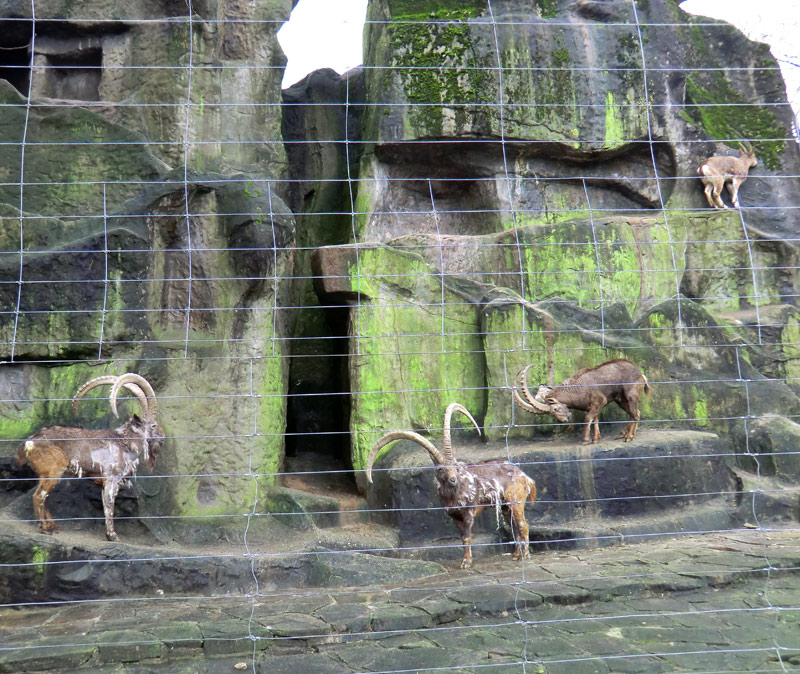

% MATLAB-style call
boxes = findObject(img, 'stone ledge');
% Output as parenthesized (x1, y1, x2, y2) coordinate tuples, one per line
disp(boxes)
(0, 530, 798, 672)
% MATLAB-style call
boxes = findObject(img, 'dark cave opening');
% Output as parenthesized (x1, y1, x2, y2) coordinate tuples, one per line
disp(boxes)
(0, 21, 32, 96)
(284, 301, 354, 488)
(1, 20, 132, 101)
(43, 47, 103, 101)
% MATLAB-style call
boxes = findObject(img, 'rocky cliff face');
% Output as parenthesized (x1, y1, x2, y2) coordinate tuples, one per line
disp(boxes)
(1, 0, 798, 546)
(0, 0, 296, 528)
(309, 0, 800, 477)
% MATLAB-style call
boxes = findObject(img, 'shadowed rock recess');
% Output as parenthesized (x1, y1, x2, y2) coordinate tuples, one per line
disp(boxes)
(1, 0, 799, 610)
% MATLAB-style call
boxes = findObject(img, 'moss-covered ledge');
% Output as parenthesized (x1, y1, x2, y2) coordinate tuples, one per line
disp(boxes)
(314, 208, 800, 468)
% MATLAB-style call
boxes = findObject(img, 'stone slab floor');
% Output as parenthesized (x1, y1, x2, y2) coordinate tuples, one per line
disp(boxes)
(1, 529, 798, 673)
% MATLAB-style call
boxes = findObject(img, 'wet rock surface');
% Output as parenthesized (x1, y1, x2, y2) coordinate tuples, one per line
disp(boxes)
(1, 2, 799, 670)
(4, 427, 797, 605)
(365, 429, 752, 558)
(1, 529, 798, 673)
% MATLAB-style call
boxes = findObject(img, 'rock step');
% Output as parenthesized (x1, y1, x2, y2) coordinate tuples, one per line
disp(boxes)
(0, 499, 739, 604)
(2, 485, 788, 603)
(370, 429, 747, 551)
(0, 516, 412, 604)
(1, 529, 798, 673)
(265, 484, 372, 529)
(279, 452, 368, 528)
(396, 498, 743, 565)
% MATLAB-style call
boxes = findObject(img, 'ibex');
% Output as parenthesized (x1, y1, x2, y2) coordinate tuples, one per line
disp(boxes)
(16, 373, 164, 541)
(698, 143, 757, 209)
(513, 358, 650, 444)
(365, 403, 536, 569)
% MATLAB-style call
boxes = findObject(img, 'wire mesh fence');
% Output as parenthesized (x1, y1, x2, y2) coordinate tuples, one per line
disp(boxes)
(0, 0, 799, 672)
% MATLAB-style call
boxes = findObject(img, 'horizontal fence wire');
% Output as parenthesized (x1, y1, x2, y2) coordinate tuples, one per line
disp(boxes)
(0, 3, 799, 673)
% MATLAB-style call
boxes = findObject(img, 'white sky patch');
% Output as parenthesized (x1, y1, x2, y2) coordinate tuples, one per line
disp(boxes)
(278, 0, 369, 88)
(277, 0, 799, 126)
(680, 0, 800, 122)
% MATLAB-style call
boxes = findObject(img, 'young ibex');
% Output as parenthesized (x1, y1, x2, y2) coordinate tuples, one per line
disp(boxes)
(698, 143, 757, 209)
(16, 373, 164, 541)
(365, 403, 536, 569)
(513, 358, 650, 444)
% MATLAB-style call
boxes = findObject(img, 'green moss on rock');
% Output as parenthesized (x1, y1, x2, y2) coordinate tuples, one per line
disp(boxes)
(481, 302, 609, 440)
(685, 76, 786, 170)
(0, 82, 166, 218)
(534, 0, 559, 19)
(782, 316, 800, 394)
(604, 92, 625, 148)
(388, 15, 492, 136)
(347, 246, 484, 470)
(387, 1, 483, 20)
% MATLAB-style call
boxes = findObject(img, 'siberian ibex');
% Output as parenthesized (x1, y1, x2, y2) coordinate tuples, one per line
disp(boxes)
(513, 359, 650, 444)
(365, 403, 536, 569)
(16, 373, 164, 541)
(698, 143, 757, 209)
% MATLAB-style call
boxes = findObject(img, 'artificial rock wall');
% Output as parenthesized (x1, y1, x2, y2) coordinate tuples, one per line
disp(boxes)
(0, 0, 296, 527)
(1, 0, 799, 537)
(308, 0, 800, 475)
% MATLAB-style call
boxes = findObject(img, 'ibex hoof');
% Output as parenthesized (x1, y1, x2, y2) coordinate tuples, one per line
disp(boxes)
(106, 532, 119, 542)
(39, 524, 56, 535)
(460, 559, 473, 569)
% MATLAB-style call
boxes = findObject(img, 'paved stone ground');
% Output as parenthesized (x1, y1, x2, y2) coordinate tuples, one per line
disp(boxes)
(1, 529, 798, 673)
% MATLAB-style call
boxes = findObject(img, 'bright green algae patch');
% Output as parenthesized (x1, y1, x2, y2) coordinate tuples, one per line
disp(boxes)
(386, 1, 483, 20)
(340, 209, 783, 455)
(685, 75, 786, 170)
(785, 317, 800, 394)
(604, 91, 625, 148)
(348, 246, 484, 471)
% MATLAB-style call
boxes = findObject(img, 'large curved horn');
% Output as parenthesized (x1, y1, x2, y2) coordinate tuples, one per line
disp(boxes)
(442, 402, 481, 464)
(365, 431, 444, 484)
(516, 366, 540, 405)
(110, 373, 158, 419)
(73, 375, 148, 418)
(513, 366, 552, 414)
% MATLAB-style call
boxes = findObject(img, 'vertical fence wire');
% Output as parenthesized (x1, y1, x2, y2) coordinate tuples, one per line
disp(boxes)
(9, 6, 36, 364)
(0, 4, 798, 673)
(182, 2, 195, 359)
(630, 0, 685, 346)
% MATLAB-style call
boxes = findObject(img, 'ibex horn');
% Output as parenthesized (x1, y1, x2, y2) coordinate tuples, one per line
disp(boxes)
(365, 431, 445, 484)
(513, 366, 552, 414)
(73, 375, 148, 418)
(442, 402, 481, 464)
(110, 373, 158, 419)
